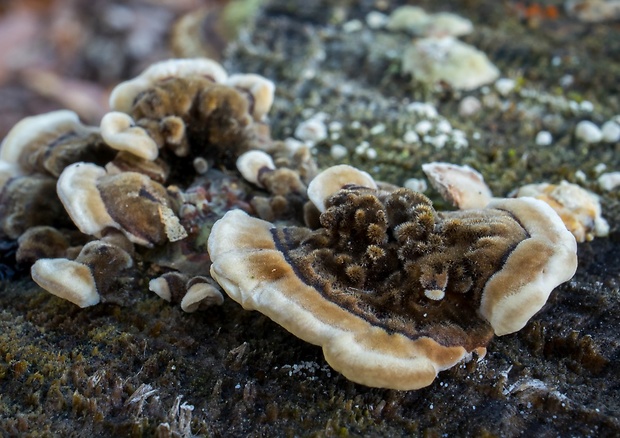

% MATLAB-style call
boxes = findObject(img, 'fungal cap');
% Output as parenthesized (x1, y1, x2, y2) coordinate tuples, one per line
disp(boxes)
(109, 58, 228, 113)
(479, 197, 578, 336)
(307, 164, 378, 212)
(422, 162, 493, 209)
(181, 282, 224, 313)
(0, 110, 81, 164)
(226, 73, 275, 121)
(208, 209, 473, 390)
(149, 271, 189, 303)
(31, 258, 100, 308)
(100, 112, 159, 161)
(514, 181, 609, 242)
(236, 150, 276, 187)
(56, 162, 119, 237)
(149, 276, 173, 302)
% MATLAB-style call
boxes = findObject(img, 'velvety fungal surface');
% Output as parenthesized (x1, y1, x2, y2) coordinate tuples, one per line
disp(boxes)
(281, 187, 517, 348)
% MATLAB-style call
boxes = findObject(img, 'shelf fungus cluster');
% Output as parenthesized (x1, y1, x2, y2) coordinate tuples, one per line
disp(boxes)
(0, 58, 296, 312)
(209, 165, 578, 390)
(422, 161, 609, 242)
(1, 57, 580, 390)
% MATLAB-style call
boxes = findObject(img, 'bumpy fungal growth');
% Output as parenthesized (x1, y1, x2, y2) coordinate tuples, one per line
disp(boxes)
(209, 183, 577, 390)
(106, 58, 272, 170)
(236, 149, 311, 222)
(109, 58, 228, 114)
(57, 162, 186, 247)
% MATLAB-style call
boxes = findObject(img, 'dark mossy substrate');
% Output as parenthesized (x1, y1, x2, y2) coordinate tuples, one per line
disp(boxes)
(2, 0, 620, 436)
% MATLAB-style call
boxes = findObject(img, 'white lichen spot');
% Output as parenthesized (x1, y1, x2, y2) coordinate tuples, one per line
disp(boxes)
(403, 178, 428, 193)
(366, 11, 389, 29)
(330, 144, 348, 160)
(451, 129, 469, 149)
(436, 119, 452, 134)
(574, 169, 587, 182)
(430, 134, 449, 149)
(329, 121, 343, 132)
(594, 163, 607, 174)
(415, 120, 433, 135)
(369, 123, 386, 135)
(406, 102, 438, 118)
(284, 137, 305, 153)
(598, 172, 620, 191)
(495, 78, 516, 96)
(535, 130, 553, 146)
(403, 130, 420, 144)
(579, 100, 594, 112)
(559, 74, 574, 88)
(295, 115, 328, 144)
(452, 136, 469, 149)
(458, 96, 482, 117)
(354, 141, 370, 156)
(343, 19, 363, 33)
(601, 120, 620, 143)
(575, 121, 603, 143)
(402, 37, 499, 91)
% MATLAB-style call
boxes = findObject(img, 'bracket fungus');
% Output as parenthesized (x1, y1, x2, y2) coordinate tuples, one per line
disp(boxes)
(0, 110, 113, 177)
(0, 174, 70, 239)
(236, 150, 276, 188)
(31, 237, 135, 308)
(422, 161, 609, 243)
(307, 164, 377, 213)
(422, 162, 493, 209)
(105, 58, 272, 169)
(57, 162, 186, 247)
(226, 73, 276, 122)
(149, 272, 224, 313)
(236, 149, 312, 222)
(209, 170, 577, 390)
(109, 58, 228, 114)
(511, 181, 609, 243)
(100, 112, 159, 161)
